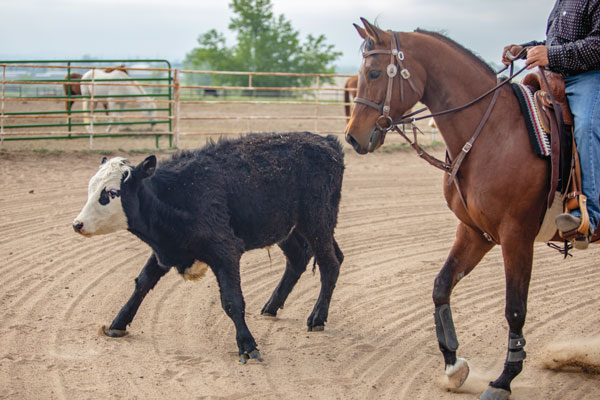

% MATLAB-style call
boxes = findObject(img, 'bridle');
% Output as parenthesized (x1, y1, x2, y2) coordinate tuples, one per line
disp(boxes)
(352, 31, 529, 243)
(354, 31, 420, 135)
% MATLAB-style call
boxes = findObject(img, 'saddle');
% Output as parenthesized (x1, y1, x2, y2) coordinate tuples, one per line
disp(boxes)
(522, 69, 593, 242)
(522, 69, 573, 126)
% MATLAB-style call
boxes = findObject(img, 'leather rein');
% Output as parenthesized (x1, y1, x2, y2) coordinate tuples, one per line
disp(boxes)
(354, 32, 528, 242)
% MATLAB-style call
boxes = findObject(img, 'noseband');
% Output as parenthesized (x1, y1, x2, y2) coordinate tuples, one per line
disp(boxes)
(354, 31, 420, 132)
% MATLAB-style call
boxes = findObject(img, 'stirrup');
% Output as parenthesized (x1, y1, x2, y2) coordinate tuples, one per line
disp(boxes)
(558, 194, 590, 241)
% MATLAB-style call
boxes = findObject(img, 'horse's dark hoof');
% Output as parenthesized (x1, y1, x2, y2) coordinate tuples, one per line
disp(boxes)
(480, 386, 510, 400)
(308, 325, 325, 332)
(239, 349, 262, 364)
(101, 325, 128, 338)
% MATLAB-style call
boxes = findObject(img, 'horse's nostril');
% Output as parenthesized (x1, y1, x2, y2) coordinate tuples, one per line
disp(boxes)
(72, 221, 84, 233)
(346, 134, 358, 148)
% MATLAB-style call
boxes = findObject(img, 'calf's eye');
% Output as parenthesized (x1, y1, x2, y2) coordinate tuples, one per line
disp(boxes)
(99, 188, 110, 205)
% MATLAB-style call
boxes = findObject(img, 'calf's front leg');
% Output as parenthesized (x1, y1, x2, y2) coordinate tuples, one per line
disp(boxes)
(211, 262, 261, 363)
(104, 253, 169, 337)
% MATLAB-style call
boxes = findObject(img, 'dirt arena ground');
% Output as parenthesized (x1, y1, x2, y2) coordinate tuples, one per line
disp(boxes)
(1, 111, 600, 399)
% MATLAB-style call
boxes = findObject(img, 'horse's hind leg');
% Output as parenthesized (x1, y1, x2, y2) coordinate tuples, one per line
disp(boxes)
(480, 238, 533, 400)
(306, 237, 342, 331)
(261, 230, 313, 317)
(432, 222, 494, 389)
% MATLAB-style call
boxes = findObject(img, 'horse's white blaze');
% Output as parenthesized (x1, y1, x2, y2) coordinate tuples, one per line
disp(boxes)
(73, 157, 131, 236)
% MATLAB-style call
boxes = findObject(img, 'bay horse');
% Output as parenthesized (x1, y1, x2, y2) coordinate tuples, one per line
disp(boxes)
(345, 18, 583, 400)
(80, 68, 157, 133)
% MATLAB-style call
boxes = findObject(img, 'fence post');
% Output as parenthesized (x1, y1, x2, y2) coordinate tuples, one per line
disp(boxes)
(67, 61, 72, 133)
(173, 69, 180, 148)
(1, 65, 5, 147)
(89, 69, 96, 149)
(314, 75, 320, 133)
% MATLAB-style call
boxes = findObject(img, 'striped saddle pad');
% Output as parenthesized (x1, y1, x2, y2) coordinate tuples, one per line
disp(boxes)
(512, 83, 551, 157)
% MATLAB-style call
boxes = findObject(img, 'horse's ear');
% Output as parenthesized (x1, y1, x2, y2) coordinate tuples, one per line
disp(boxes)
(361, 17, 384, 44)
(354, 23, 368, 39)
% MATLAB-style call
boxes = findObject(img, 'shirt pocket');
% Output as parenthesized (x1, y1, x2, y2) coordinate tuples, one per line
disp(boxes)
(553, 7, 589, 41)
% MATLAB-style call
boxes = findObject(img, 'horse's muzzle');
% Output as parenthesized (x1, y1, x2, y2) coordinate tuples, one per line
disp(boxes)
(345, 133, 368, 154)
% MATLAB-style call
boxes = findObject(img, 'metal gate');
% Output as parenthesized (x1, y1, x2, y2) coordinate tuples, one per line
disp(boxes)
(0, 59, 173, 148)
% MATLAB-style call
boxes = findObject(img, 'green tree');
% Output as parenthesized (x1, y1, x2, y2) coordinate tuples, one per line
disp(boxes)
(185, 0, 341, 89)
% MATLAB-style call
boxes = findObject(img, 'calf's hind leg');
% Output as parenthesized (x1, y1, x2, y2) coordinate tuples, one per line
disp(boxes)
(306, 238, 343, 331)
(433, 223, 494, 388)
(105, 253, 169, 337)
(261, 230, 313, 317)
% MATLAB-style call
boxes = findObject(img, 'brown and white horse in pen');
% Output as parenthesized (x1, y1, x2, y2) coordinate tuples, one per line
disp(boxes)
(69, 67, 157, 132)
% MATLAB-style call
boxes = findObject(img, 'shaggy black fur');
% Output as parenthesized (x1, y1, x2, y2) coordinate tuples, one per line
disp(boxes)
(107, 132, 345, 362)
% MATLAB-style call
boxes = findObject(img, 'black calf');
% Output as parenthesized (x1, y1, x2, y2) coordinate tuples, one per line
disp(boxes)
(105, 132, 345, 362)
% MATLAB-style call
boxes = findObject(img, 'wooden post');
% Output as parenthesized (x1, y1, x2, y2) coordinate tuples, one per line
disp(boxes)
(173, 69, 180, 148)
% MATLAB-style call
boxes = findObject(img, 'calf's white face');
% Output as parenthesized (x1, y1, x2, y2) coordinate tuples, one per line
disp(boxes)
(73, 157, 131, 236)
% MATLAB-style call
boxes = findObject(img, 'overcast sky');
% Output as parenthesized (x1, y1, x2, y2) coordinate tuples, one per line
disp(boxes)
(2, 0, 552, 71)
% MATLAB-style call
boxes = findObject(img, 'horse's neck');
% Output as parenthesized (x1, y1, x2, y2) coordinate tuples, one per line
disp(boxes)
(416, 45, 499, 157)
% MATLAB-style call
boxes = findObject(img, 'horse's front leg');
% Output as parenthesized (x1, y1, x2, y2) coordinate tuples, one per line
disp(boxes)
(105, 101, 116, 133)
(480, 238, 533, 400)
(82, 100, 92, 133)
(433, 223, 494, 389)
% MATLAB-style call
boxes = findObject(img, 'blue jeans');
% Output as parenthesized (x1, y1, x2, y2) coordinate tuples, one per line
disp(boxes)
(565, 70, 600, 233)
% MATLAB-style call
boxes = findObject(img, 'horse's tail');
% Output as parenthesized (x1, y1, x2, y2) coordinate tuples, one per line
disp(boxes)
(344, 88, 351, 121)
(344, 75, 358, 123)
(63, 73, 82, 112)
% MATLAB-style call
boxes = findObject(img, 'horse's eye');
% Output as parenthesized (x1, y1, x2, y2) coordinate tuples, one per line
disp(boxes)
(368, 70, 381, 80)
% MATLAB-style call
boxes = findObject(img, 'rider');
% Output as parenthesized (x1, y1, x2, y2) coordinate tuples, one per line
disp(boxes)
(502, 0, 600, 249)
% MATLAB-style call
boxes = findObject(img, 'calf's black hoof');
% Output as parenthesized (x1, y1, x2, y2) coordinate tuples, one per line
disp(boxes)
(261, 310, 277, 318)
(307, 325, 325, 332)
(240, 349, 262, 364)
(101, 325, 129, 338)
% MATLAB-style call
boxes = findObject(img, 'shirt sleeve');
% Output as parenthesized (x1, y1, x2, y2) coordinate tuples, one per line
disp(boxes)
(548, 1, 600, 73)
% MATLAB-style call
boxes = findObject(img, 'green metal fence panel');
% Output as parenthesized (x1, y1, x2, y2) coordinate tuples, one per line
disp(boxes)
(0, 59, 173, 148)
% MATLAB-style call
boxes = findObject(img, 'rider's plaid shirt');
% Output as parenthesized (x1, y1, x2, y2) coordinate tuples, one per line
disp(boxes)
(545, 0, 600, 75)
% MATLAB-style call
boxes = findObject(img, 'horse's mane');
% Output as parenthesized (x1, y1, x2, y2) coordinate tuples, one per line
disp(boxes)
(414, 29, 495, 76)
(104, 65, 128, 75)
(360, 29, 495, 77)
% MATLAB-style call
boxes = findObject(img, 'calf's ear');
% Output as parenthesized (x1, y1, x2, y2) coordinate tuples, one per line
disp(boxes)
(101, 156, 108, 164)
(139, 155, 156, 178)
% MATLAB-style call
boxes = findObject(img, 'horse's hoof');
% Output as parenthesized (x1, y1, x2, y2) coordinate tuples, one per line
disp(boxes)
(240, 349, 262, 364)
(101, 325, 128, 338)
(445, 358, 469, 389)
(480, 386, 511, 400)
(307, 325, 324, 332)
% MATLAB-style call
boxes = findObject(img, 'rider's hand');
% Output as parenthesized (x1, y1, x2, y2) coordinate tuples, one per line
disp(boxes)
(502, 45, 524, 65)
(526, 45, 549, 69)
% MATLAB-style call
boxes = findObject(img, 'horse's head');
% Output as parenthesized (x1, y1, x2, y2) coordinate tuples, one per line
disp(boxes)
(345, 18, 425, 154)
